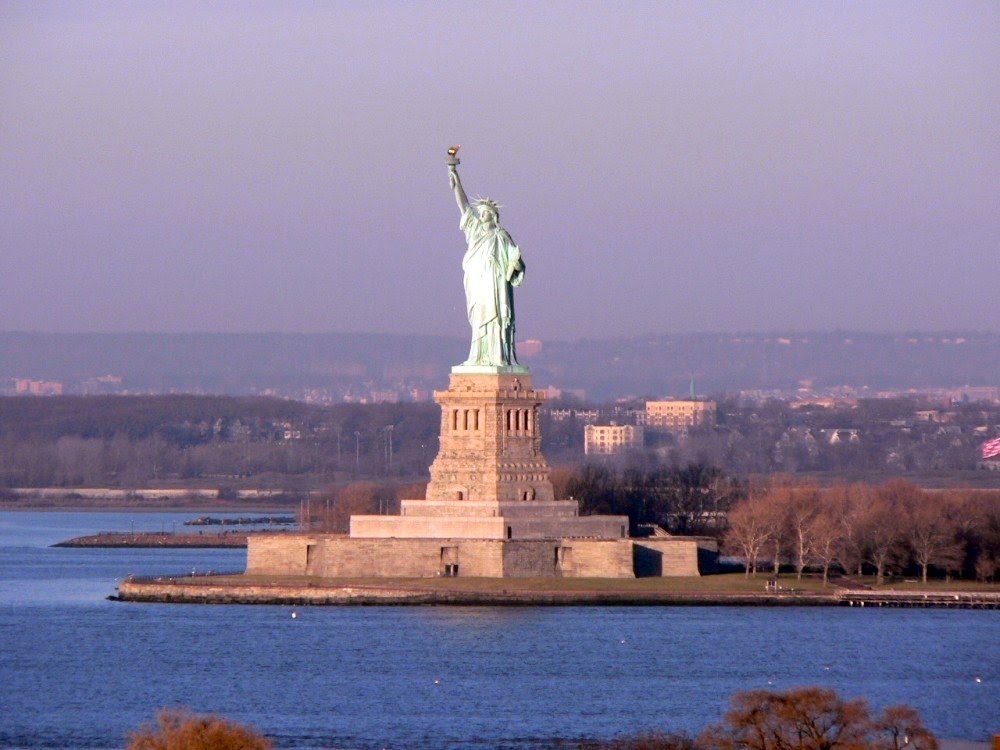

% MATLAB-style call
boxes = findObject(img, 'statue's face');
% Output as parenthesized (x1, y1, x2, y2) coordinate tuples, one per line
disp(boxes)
(478, 205, 497, 227)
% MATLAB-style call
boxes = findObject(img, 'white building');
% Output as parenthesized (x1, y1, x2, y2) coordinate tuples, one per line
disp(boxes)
(584, 424, 645, 455)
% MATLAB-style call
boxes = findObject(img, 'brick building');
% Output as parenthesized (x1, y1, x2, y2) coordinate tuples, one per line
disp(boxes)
(645, 400, 716, 430)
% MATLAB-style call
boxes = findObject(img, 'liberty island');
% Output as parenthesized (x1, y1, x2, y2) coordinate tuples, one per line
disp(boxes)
(113, 152, 999, 602)
(231, 149, 706, 580)
(117, 149, 710, 593)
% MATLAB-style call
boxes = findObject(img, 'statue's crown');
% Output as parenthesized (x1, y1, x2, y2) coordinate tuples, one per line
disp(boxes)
(475, 197, 501, 211)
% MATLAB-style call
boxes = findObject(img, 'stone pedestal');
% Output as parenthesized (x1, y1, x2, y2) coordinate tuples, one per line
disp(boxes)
(249, 371, 710, 578)
(351, 368, 628, 541)
(428, 369, 553, 504)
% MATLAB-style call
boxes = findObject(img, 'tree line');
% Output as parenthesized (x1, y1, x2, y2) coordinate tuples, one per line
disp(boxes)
(291, 462, 741, 538)
(2, 394, 997, 488)
(724, 477, 1000, 583)
(537, 463, 999, 582)
(545, 395, 1000, 478)
(0, 395, 439, 488)
(550, 461, 744, 536)
(298, 480, 425, 533)
(572, 687, 936, 750)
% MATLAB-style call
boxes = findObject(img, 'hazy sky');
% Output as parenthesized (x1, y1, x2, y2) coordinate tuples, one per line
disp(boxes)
(2, 1, 997, 340)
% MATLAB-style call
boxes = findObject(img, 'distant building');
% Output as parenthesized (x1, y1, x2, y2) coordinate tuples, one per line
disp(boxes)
(539, 385, 587, 402)
(544, 407, 602, 424)
(585, 424, 644, 455)
(80, 374, 123, 394)
(14, 378, 64, 396)
(819, 428, 860, 445)
(951, 386, 999, 403)
(790, 397, 855, 410)
(645, 400, 716, 430)
(517, 339, 543, 357)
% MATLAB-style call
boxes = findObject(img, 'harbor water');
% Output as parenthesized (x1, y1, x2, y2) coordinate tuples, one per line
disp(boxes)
(0, 512, 997, 749)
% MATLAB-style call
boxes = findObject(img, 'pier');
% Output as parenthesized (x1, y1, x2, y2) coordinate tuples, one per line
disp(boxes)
(840, 590, 1000, 609)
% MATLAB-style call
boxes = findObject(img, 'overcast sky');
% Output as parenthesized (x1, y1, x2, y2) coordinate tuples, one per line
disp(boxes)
(2, 1, 997, 340)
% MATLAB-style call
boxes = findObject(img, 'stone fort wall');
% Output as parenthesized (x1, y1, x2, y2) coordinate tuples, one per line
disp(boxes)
(247, 534, 713, 579)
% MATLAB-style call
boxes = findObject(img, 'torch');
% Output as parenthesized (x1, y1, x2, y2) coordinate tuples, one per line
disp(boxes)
(446, 145, 461, 168)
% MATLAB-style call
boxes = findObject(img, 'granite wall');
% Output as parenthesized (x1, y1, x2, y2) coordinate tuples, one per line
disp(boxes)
(247, 534, 706, 579)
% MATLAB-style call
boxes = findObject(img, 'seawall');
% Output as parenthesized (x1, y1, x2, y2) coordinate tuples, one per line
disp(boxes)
(114, 577, 1000, 608)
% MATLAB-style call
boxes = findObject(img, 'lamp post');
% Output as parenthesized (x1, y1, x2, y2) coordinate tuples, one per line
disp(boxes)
(354, 430, 361, 475)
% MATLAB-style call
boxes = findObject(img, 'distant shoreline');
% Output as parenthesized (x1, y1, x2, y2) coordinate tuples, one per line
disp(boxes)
(53, 531, 252, 548)
(1, 491, 295, 513)
(3, 505, 290, 513)
(0, 503, 291, 515)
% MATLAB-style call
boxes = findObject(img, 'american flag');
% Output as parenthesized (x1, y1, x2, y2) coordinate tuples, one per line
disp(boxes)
(982, 437, 1000, 460)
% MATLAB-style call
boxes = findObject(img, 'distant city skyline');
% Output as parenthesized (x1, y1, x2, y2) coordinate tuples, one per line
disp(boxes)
(3, 330, 997, 403)
(2, 2, 997, 338)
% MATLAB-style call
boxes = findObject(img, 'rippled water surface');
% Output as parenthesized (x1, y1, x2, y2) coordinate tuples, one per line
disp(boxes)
(0, 512, 997, 749)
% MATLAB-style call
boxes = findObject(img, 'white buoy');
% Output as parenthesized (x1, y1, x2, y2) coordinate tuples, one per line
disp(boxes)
(291, 611, 298, 619)
(974, 676, 982, 683)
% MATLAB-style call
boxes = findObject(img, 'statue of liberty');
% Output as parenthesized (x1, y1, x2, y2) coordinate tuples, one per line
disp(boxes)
(447, 150, 525, 368)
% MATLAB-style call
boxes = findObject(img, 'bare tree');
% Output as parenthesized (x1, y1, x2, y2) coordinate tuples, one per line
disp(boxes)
(753, 475, 813, 577)
(946, 489, 1000, 582)
(902, 493, 964, 583)
(871, 705, 938, 750)
(723, 484, 774, 577)
(696, 687, 872, 750)
(312, 481, 405, 532)
(696, 687, 936, 750)
(780, 479, 820, 581)
(862, 481, 912, 586)
(832, 483, 871, 577)
(805, 502, 843, 585)
(128, 708, 271, 750)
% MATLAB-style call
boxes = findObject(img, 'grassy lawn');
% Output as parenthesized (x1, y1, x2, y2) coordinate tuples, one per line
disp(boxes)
(178, 572, 1000, 595)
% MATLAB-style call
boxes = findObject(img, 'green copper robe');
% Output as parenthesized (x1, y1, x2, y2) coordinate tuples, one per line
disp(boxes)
(460, 205, 525, 366)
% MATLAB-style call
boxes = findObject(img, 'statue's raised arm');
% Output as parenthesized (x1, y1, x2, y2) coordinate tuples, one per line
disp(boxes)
(445, 147, 526, 370)
(448, 165, 469, 215)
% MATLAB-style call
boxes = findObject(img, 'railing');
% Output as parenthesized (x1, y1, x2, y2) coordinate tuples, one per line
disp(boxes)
(838, 590, 1000, 609)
